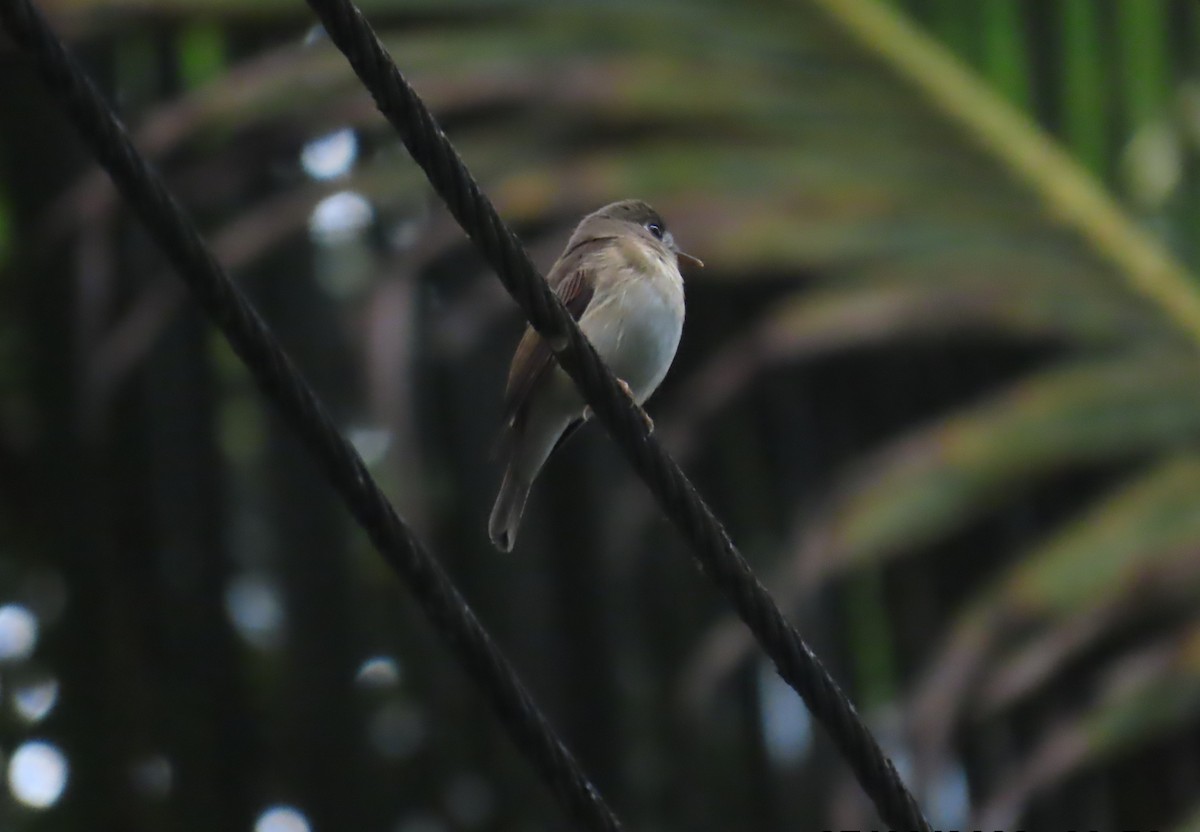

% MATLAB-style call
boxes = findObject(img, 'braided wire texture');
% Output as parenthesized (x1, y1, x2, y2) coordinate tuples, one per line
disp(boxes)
(300, 1, 931, 829)
(0, 2, 626, 829)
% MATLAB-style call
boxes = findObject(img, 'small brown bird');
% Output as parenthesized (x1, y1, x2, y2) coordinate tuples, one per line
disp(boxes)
(488, 199, 702, 552)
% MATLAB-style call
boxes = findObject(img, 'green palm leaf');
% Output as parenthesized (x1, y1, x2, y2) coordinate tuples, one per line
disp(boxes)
(36, 0, 1200, 826)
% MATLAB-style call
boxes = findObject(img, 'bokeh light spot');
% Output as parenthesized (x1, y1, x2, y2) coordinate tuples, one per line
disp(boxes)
(0, 605, 38, 662)
(255, 805, 311, 832)
(301, 128, 358, 180)
(348, 428, 393, 468)
(13, 676, 58, 723)
(309, 191, 373, 245)
(225, 575, 284, 650)
(356, 655, 402, 689)
(758, 661, 812, 765)
(8, 740, 67, 808)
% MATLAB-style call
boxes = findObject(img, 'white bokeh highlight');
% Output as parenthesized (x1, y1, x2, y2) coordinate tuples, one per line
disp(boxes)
(8, 740, 67, 808)
(225, 575, 285, 650)
(301, 128, 358, 181)
(356, 655, 402, 690)
(309, 191, 373, 245)
(758, 661, 812, 765)
(347, 429, 393, 469)
(255, 805, 311, 832)
(0, 605, 38, 662)
(13, 676, 58, 723)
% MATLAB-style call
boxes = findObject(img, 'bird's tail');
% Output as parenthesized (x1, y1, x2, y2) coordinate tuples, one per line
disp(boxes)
(488, 467, 532, 553)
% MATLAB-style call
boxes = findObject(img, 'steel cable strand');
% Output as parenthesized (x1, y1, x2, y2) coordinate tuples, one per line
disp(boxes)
(0, 3, 624, 829)
(299, 2, 932, 829)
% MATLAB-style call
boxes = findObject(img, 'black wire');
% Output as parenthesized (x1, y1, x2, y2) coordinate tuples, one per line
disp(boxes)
(299, 2, 932, 830)
(0, 3, 624, 830)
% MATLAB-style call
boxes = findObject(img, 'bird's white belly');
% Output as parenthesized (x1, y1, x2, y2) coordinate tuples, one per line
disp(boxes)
(580, 271, 684, 404)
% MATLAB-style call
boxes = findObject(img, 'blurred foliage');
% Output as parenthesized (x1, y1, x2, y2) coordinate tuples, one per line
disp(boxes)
(3, 0, 1200, 830)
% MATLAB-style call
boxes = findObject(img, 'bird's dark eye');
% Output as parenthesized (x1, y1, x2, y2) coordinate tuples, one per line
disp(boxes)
(646, 222, 664, 240)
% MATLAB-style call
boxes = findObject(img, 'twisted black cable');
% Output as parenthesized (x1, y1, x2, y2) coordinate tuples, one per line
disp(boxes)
(299, 2, 932, 830)
(0, 3, 624, 830)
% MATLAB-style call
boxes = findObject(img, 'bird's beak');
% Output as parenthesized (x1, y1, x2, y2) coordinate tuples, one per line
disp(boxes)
(674, 249, 704, 269)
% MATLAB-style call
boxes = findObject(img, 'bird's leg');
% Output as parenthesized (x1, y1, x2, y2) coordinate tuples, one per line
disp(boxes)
(617, 379, 655, 433)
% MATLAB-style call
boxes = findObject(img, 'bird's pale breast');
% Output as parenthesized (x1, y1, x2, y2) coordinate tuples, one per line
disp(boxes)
(581, 245, 684, 404)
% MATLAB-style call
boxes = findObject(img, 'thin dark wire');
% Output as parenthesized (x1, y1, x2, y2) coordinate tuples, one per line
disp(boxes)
(299, 3, 932, 830)
(0, 3, 623, 830)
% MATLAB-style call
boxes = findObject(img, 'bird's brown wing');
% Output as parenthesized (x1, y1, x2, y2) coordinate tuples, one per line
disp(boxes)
(500, 261, 596, 433)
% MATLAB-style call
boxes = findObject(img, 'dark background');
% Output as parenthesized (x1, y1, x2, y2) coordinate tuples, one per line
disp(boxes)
(3, 0, 1200, 829)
